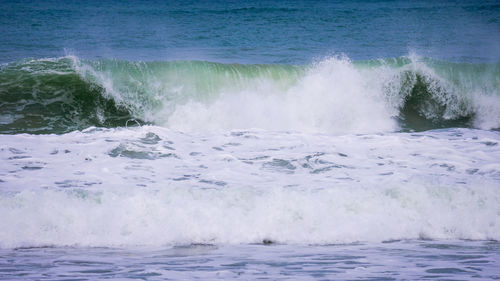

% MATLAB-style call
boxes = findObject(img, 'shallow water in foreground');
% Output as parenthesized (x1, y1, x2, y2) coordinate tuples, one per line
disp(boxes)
(1, 241, 499, 280)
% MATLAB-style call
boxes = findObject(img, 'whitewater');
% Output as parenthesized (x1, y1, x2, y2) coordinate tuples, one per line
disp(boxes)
(1, 126, 500, 247)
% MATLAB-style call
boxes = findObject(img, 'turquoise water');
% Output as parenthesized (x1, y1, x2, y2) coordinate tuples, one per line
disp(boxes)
(1, 0, 500, 280)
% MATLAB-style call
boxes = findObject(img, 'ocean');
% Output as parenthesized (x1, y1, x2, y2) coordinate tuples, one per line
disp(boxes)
(1, 0, 500, 279)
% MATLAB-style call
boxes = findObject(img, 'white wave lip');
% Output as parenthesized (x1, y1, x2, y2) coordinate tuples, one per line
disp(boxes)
(0, 127, 499, 248)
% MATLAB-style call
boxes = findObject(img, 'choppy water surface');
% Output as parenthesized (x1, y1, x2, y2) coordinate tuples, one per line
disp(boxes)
(1, 241, 499, 280)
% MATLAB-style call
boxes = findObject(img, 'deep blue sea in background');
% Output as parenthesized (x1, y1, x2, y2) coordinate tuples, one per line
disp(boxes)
(2, 0, 499, 64)
(1, 0, 500, 280)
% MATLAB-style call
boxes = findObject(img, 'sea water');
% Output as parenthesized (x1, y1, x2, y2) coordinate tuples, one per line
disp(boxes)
(1, 0, 500, 280)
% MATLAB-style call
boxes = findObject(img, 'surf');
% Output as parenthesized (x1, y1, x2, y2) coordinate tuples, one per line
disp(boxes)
(1, 54, 499, 134)
(1, 126, 499, 248)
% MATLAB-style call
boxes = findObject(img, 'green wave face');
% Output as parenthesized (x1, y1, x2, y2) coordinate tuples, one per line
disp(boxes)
(0, 58, 133, 134)
(390, 58, 500, 131)
(75, 58, 304, 125)
(0, 55, 499, 134)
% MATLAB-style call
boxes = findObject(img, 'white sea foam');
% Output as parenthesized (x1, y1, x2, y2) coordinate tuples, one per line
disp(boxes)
(0, 127, 499, 248)
(166, 56, 396, 134)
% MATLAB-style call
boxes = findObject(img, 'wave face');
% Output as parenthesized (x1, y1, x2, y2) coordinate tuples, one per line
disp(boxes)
(1, 55, 499, 134)
(0, 58, 133, 134)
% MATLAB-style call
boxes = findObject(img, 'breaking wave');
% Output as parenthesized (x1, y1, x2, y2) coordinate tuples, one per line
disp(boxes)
(1, 54, 499, 134)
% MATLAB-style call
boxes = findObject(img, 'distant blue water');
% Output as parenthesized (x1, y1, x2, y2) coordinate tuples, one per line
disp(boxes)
(1, 1, 500, 280)
(1, 0, 499, 64)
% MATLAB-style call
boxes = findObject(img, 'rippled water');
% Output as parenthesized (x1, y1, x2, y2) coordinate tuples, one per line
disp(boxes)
(1, 241, 499, 280)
